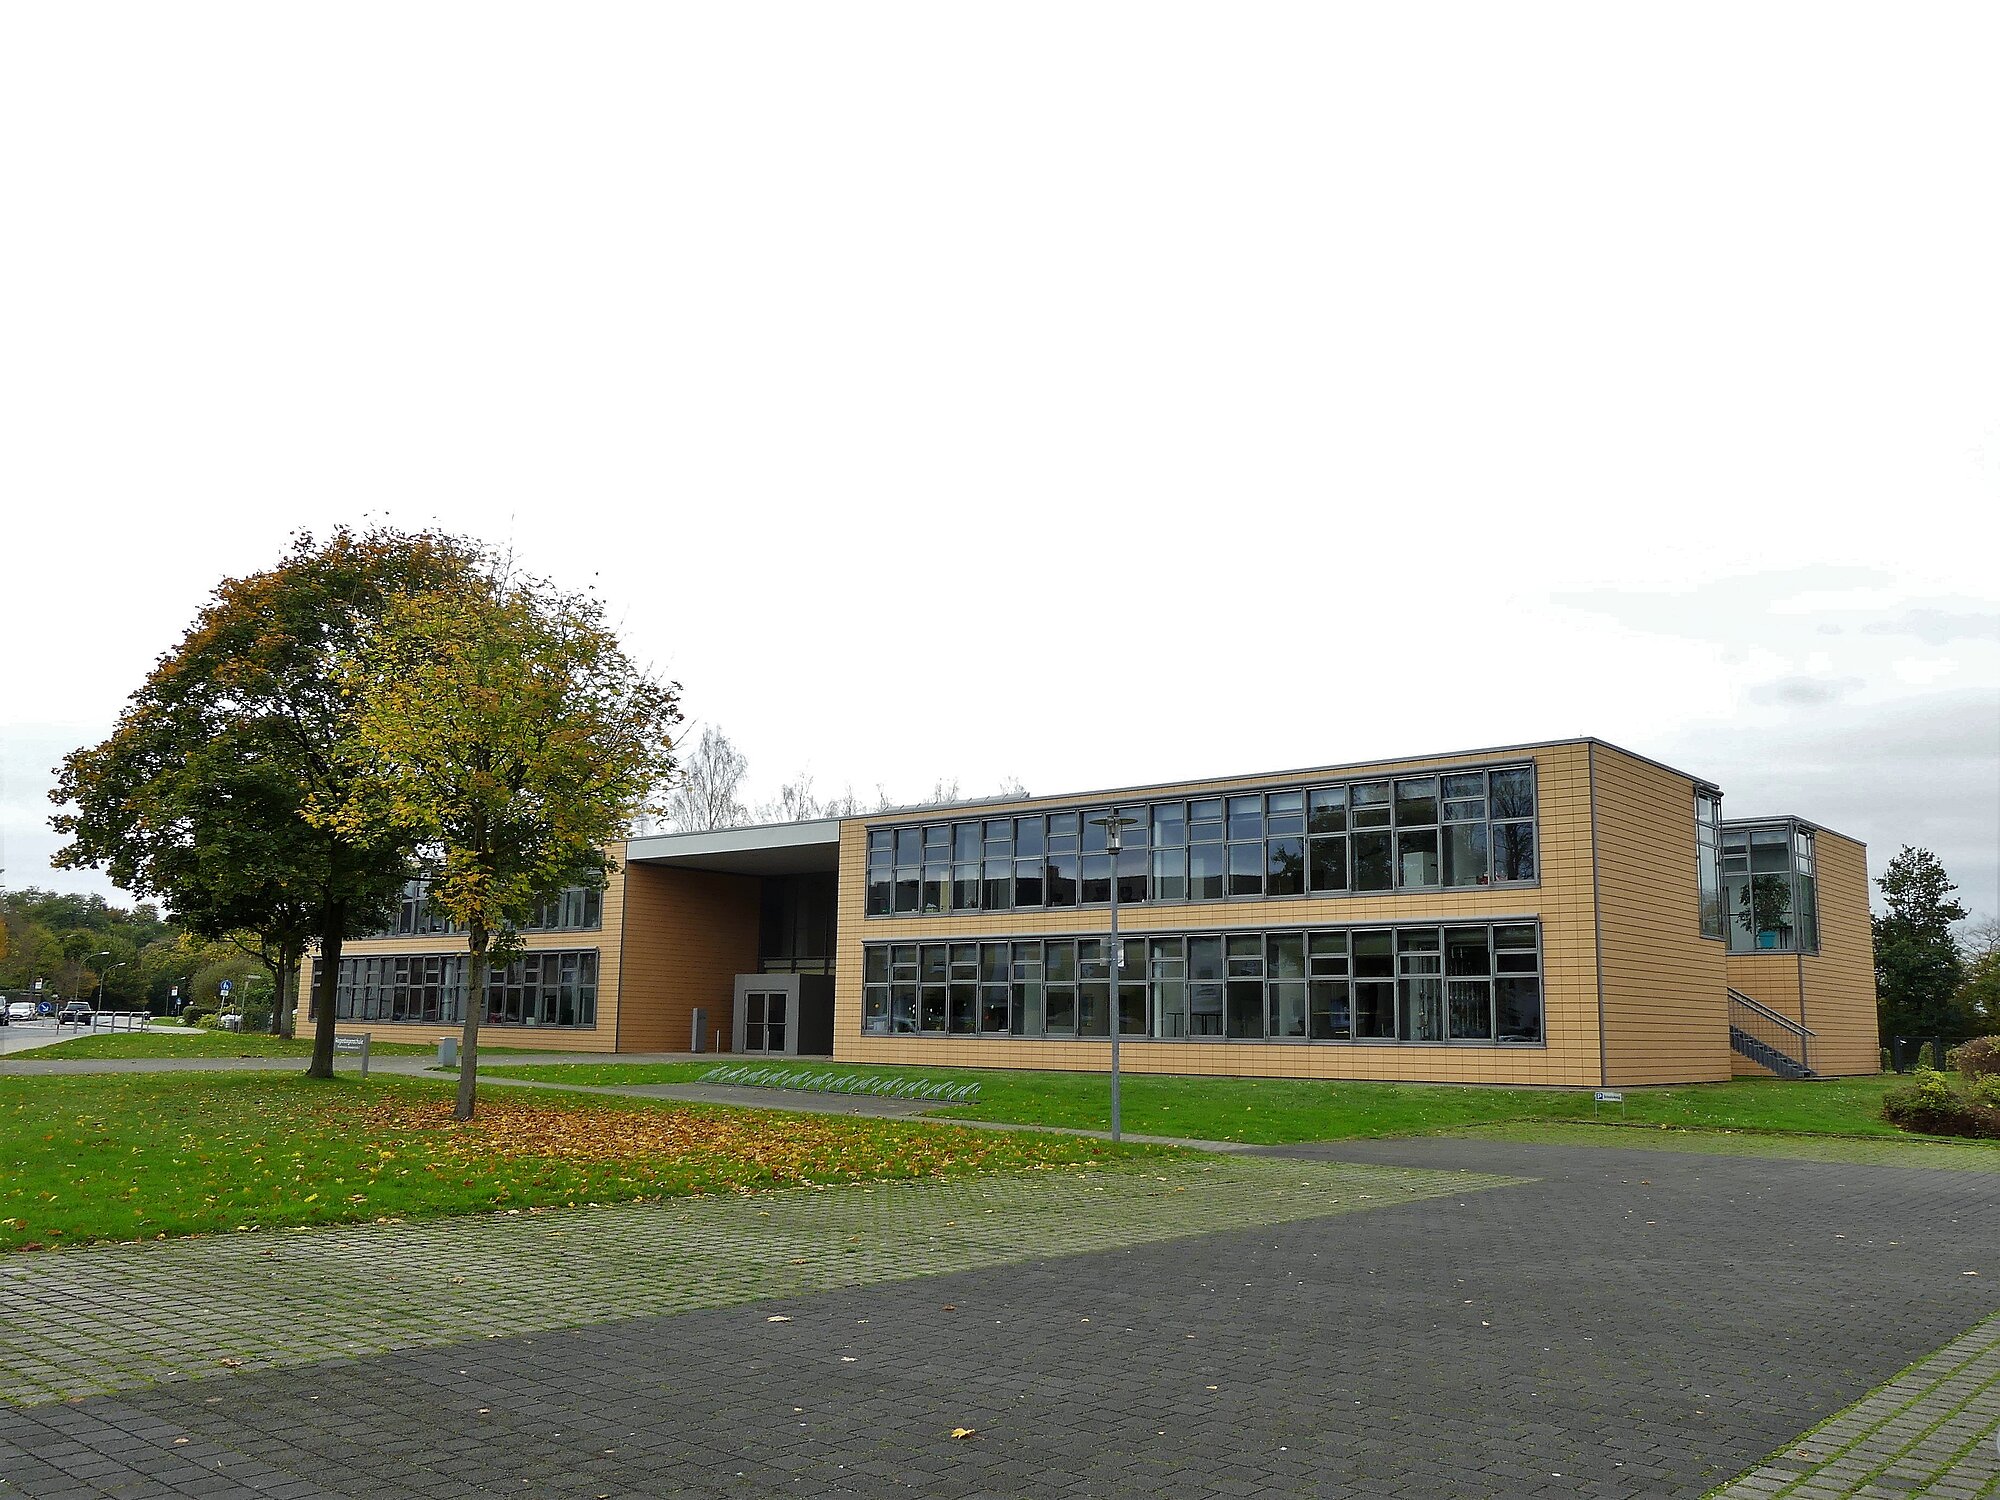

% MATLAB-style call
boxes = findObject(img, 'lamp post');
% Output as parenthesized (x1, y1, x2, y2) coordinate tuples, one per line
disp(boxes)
(84, 951, 110, 1005)
(1090, 814, 1142, 1142)
(238, 975, 263, 1026)
(96, 961, 126, 1012)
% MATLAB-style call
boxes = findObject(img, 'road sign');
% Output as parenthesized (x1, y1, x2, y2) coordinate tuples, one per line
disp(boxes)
(218, 979, 232, 998)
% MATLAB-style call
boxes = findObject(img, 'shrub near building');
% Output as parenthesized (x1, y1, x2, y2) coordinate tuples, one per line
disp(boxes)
(1881, 1036, 2000, 1140)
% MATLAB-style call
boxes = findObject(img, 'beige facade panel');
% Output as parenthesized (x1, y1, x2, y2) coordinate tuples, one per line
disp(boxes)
(829, 741, 1610, 1085)
(1722, 951, 1802, 1076)
(1799, 831, 1878, 1077)
(1591, 744, 1732, 1086)
(613, 864, 760, 1053)
(1725, 955, 1804, 1022)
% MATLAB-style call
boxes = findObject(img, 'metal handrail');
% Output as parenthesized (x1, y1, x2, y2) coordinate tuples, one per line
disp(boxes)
(1728, 989, 1814, 1040)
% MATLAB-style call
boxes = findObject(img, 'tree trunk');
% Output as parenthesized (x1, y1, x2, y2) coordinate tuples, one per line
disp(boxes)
(456, 922, 487, 1121)
(276, 948, 299, 1039)
(307, 908, 345, 1080)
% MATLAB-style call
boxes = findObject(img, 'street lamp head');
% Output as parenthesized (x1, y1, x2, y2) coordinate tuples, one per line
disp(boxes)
(1089, 813, 1141, 853)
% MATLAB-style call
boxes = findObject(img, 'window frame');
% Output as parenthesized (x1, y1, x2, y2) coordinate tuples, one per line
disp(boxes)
(860, 760, 1540, 920)
(859, 919, 1545, 1049)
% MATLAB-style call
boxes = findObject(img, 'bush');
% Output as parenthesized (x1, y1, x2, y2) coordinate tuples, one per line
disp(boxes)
(1955, 1035, 2000, 1084)
(179, 1007, 213, 1029)
(1916, 1041, 1938, 1071)
(1882, 1069, 2000, 1141)
(1881, 1046, 1893, 1073)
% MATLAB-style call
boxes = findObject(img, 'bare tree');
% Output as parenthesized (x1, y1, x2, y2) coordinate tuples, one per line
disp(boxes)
(665, 725, 749, 832)
(993, 776, 1029, 801)
(923, 777, 962, 806)
(821, 785, 866, 818)
(756, 771, 822, 824)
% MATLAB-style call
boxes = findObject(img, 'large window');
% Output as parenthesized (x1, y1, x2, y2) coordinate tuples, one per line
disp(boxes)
(1721, 820, 1819, 954)
(863, 763, 1539, 918)
(1696, 790, 1724, 940)
(368, 880, 603, 938)
(310, 949, 599, 1027)
(861, 920, 1542, 1046)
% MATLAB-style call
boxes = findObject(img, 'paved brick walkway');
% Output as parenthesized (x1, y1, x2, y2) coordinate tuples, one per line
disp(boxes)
(0, 1156, 1508, 1406)
(1708, 1310, 2000, 1499)
(2, 1137, 1995, 1499)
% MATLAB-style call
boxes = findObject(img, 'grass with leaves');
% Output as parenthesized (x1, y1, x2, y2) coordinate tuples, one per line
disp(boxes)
(0, 1071, 1165, 1253)
(482, 1060, 1938, 1145)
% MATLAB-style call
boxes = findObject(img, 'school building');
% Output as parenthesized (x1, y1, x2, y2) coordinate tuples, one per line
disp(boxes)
(292, 736, 1879, 1086)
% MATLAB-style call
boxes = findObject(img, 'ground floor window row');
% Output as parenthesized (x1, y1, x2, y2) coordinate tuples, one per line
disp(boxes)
(308, 950, 600, 1028)
(861, 921, 1543, 1045)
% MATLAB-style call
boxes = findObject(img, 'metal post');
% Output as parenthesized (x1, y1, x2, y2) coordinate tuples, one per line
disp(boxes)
(1091, 814, 1140, 1145)
(1108, 844, 1121, 1143)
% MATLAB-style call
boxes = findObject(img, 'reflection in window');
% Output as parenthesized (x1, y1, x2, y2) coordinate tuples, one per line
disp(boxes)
(862, 762, 1538, 917)
(1722, 820, 1818, 954)
(1696, 790, 1723, 939)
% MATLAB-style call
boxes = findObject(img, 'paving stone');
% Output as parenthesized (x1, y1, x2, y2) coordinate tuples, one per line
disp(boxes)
(2, 1137, 1996, 1498)
(0, 1156, 1508, 1408)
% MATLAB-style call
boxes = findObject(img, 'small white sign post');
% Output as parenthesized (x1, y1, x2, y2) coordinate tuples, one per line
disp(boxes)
(332, 1033, 372, 1079)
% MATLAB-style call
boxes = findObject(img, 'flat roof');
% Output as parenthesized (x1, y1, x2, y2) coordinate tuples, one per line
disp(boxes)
(854, 736, 1719, 825)
(1722, 814, 1866, 847)
(625, 818, 841, 876)
(618, 737, 1733, 876)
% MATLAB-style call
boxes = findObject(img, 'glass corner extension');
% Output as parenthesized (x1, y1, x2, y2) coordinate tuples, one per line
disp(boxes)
(862, 760, 1538, 919)
(1720, 818, 1818, 954)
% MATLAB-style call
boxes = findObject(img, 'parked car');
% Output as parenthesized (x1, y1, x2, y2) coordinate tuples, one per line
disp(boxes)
(5, 999, 37, 1022)
(57, 1002, 95, 1027)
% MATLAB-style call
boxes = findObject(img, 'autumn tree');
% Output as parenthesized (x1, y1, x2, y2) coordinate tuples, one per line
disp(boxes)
(317, 562, 679, 1119)
(51, 527, 481, 1076)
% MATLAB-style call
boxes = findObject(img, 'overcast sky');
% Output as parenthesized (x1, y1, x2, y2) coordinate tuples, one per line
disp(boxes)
(4, 4, 1996, 927)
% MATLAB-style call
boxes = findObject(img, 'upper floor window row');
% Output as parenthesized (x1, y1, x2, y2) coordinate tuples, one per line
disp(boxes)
(864, 763, 1538, 918)
(374, 880, 604, 938)
(1722, 822, 1819, 954)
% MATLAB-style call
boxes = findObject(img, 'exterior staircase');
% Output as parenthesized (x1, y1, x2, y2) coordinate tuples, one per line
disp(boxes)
(1728, 989, 1816, 1079)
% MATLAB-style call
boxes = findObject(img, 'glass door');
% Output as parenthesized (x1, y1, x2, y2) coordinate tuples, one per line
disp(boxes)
(744, 991, 788, 1054)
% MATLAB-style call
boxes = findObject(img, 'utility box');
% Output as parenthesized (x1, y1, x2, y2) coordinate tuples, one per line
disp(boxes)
(437, 1036, 459, 1068)
(690, 1007, 708, 1053)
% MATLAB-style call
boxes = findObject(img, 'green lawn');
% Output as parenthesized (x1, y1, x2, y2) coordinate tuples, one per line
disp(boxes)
(0, 1072, 1161, 1253)
(19, 1029, 547, 1060)
(481, 1060, 1937, 1145)
(1465, 1121, 2000, 1172)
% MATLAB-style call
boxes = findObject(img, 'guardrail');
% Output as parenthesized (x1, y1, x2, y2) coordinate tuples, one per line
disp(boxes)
(698, 1064, 981, 1104)
(1727, 989, 1815, 1077)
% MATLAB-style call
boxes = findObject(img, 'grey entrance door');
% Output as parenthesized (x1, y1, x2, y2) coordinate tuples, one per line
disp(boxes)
(742, 991, 789, 1054)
